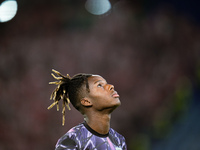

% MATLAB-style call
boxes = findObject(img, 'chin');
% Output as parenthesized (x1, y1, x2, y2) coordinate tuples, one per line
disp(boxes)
(116, 101, 121, 107)
(113, 99, 121, 108)
(116, 98, 121, 105)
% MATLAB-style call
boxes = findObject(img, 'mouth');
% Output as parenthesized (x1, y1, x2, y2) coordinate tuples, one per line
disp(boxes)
(112, 91, 120, 98)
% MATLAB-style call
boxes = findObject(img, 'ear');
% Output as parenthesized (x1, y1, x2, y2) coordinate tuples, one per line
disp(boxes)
(81, 98, 92, 107)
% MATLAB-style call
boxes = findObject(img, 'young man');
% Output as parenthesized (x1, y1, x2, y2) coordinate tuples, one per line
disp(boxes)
(48, 69, 127, 150)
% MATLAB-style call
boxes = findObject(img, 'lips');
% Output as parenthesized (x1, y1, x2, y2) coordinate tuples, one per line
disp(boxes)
(112, 91, 120, 98)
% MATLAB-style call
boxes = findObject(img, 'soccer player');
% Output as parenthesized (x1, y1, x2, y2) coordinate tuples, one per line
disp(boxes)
(48, 69, 127, 150)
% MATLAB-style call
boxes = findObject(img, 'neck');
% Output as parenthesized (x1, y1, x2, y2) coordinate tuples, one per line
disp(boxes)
(84, 112, 111, 135)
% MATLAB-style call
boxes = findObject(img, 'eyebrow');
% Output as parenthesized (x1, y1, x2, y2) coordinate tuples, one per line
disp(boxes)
(94, 80, 108, 85)
(94, 80, 103, 84)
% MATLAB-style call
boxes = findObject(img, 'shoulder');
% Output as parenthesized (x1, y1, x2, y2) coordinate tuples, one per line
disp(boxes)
(55, 123, 87, 150)
(109, 128, 127, 149)
(109, 128, 126, 140)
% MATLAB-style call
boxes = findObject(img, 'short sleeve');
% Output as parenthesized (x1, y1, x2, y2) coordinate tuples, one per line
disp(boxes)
(122, 136, 127, 150)
(55, 136, 78, 150)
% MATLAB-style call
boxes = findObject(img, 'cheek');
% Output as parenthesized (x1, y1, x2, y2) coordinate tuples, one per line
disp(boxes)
(89, 88, 104, 98)
(90, 94, 105, 102)
(89, 92, 107, 104)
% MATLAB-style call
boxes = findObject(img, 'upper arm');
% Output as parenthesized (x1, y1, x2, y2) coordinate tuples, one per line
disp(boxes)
(55, 136, 78, 150)
(122, 136, 127, 150)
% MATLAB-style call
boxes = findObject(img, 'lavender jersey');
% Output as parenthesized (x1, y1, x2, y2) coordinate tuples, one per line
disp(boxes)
(55, 122, 127, 150)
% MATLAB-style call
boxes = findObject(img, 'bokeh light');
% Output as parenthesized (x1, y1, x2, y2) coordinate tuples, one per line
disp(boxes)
(0, 0, 18, 23)
(85, 0, 111, 15)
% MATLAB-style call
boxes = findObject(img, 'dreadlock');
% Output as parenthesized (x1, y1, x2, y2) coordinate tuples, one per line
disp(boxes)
(48, 69, 92, 126)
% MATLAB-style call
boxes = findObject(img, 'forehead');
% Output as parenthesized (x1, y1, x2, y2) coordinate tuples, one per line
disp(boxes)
(88, 75, 106, 84)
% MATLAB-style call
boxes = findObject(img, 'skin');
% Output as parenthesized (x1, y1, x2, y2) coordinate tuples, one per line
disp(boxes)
(80, 75, 121, 134)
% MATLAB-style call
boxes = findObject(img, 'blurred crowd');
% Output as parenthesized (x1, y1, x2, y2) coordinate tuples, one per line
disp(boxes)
(0, 1, 200, 150)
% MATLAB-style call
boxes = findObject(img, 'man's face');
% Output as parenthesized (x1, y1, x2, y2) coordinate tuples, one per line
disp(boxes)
(86, 75, 121, 111)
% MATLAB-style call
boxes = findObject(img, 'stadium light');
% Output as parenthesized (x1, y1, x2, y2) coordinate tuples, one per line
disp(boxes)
(85, 0, 111, 15)
(0, 0, 18, 23)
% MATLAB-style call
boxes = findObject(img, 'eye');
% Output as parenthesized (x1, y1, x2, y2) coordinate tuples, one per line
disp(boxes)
(97, 83, 102, 87)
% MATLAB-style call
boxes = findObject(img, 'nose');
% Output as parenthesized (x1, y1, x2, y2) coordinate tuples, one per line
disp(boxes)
(109, 84, 114, 91)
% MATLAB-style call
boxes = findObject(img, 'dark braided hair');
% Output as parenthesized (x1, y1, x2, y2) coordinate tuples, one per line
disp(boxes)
(48, 69, 92, 126)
